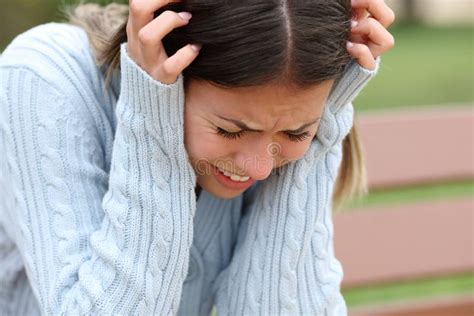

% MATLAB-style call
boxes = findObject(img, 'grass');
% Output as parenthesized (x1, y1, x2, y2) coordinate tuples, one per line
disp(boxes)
(353, 23, 474, 111)
(344, 180, 474, 210)
(343, 272, 474, 308)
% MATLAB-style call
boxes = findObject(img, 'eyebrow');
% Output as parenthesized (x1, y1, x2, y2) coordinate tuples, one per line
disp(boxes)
(215, 115, 321, 133)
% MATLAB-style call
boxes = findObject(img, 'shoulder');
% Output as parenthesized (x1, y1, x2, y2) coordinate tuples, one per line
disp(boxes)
(1, 22, 104, 97)
(0, 23, 116, 159)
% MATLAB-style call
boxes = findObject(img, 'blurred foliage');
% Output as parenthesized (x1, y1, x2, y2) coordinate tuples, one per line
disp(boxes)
(354, 23, 474, 111)
(0, 0, 125, 49)
(0, 0, 58, 49)
(1, 1, 473, 109)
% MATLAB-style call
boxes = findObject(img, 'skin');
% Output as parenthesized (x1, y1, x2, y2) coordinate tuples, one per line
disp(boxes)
(184, 79, 334, 199)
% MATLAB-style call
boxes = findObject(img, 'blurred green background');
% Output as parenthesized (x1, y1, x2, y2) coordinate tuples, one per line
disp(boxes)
(1, 0, 473, 314)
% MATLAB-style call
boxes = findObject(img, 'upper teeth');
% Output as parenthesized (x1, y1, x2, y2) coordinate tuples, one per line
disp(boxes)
(217, 167, 250, 182)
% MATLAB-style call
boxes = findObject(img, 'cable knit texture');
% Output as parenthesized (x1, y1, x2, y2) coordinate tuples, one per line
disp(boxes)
(0, 23, 379, 315)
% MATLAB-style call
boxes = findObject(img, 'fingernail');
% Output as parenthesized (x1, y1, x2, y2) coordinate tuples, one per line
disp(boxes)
(190, 43, 202, 52)
(178, 12, 192, 21)
(347, 41, 354, 49)
(351, 20, 358, 28)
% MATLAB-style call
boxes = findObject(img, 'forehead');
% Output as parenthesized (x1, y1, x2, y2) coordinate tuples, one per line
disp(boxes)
(185, 79, 334, 126)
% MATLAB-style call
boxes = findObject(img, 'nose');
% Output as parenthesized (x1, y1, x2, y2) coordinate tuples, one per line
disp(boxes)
(235, 140, 278, 181)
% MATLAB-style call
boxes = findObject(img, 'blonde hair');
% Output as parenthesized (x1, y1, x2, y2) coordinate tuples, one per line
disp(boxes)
(65, 3, 369, 212)
(63, 3, 128, 87)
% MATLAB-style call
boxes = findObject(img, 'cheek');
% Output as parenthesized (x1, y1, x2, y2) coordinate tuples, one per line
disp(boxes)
(278, 141, 313, 164)
(184, 124, 234, 160)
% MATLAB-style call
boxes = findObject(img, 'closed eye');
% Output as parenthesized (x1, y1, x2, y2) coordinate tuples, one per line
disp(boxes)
(215, 127, 310, 142)
(215, 127, 246, 140)
(286, 131, 310, 142)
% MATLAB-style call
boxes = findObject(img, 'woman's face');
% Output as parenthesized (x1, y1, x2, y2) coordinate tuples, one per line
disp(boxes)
(184, 79, 335, 199)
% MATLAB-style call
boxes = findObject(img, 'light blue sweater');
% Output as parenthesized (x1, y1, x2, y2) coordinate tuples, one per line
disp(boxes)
(0, 23, 379, 315)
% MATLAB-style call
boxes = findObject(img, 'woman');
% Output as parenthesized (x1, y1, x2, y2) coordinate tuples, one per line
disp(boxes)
(0, 0, 394, 315)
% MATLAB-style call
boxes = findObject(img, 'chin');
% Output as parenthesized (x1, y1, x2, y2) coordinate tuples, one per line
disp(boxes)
(197, 176, 245, 200)
(209, 188, 243, 200)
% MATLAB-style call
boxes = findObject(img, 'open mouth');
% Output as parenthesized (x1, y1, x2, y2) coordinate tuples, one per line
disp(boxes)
(212, 165, 255, 190)
(215, 166, 250, 182)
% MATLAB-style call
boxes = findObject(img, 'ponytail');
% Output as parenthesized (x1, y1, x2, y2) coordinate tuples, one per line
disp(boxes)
(332, 119, 368, 212)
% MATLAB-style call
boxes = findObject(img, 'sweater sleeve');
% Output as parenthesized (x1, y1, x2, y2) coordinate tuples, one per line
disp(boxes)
(212, 57, 381, 316)
(0, 42, 196, 315)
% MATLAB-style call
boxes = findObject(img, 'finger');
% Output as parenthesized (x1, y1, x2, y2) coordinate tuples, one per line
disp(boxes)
(352, 7, 370, 21)
(351, 0, 396, 28)
(346, 42, 376, 70)
(138, 11, 191, 66)
(128, 0, 171, 34)
(158, 43, 201, 84)
(349, 33, 369, 46)
(351, 17, 395, 57)
(349, 20, 367, 44)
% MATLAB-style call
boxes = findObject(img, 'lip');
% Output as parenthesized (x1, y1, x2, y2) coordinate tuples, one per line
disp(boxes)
(212, 165, 255, 190)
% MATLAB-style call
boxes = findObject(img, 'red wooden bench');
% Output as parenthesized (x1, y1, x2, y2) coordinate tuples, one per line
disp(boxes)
(333, 106, 474, 315)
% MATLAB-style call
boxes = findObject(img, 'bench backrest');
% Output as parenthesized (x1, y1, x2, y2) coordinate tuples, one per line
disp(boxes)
(334, 106, 473, 288)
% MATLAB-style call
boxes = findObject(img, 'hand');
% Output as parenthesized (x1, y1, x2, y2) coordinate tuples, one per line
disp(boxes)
(126, 0, 202, 84)
(347, 0, 396, 70)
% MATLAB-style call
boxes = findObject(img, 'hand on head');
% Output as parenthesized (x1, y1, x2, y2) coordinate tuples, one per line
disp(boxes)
(126, 0, 201, 84)
(347, 0, 396, 70)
